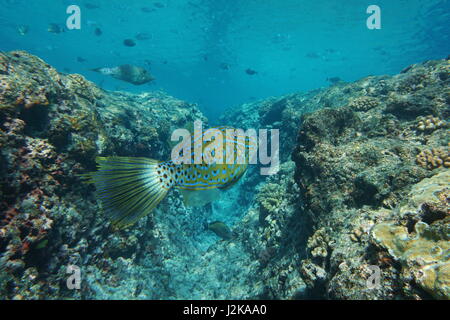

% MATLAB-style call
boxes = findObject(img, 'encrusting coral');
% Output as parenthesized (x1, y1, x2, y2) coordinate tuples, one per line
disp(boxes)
(372, 221, 449, 300)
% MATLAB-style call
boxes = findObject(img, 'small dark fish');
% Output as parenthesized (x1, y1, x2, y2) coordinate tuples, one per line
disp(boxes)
(135, 32, 151, 41)
(123, 39, 136, 47)
(306, 52, 320, 59)
(207, 221, 233, 240)
(203, 54, 208, 61)
(220, 62, 230, 70)
(84, 3, 100, 9)
(141, 7, 156, 13)
(154, 2, 165, 8)
(94, 27, 102, 36)
(77, 56, 87, 63)
(17, 25, 29, 36)
(48, 23, 65, 34)
(245, 68, 257, 75)
(326, 77, 342, 84)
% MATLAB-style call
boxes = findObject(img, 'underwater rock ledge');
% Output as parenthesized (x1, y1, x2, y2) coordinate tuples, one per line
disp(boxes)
(0, 51, 209, 299)
(292, 57, 449, 299)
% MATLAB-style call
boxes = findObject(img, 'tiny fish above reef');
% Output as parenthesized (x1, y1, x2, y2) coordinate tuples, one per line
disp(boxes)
(17, 25, 29, 36)
(82, 126, 257, 229)
(123, 39, 136, 47)
(94, 27, 102, 36)
(84, 3, 100, 9)
(245, 68, 257, 75)
(326, 77, 342, 84)
(47, 23, 65, 34)
(135, 32, 152, 41)
(90, 65, 155, 85)
(220, 62, 230, 70)
(141, 7, 156, 13)
(154, 2, 166, 8)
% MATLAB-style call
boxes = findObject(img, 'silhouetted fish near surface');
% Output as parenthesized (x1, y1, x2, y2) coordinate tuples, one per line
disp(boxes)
(141, 7, 156, 13)
(135, 32, 152, 40)
(306, 52, 320, 59)
(84, 3, 100, 9)
(207, 221, 234, 240)
(326, 77, 342, 84)
(154, 2, 165, 8)
(91, 64, 155, 85)
(123, 39, 136, 47)
(76, 56, 87, 63)
(94, 27, 102, 36)
(17, 25, 29, 35)
(245, 68, 257, 75)
(47, 23, 65, 34)
(220, 62, 230, 70)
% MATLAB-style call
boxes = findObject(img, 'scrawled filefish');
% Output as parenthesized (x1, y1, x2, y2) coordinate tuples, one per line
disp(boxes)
(90, 64, 154, 85)
(83, 126, 257, 229)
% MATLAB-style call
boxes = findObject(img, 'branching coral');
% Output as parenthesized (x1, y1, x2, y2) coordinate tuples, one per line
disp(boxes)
(416, 116, 447, 132)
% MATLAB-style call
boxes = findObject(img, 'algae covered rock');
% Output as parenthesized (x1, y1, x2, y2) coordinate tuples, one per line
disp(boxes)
(0, 51, 207, 299)
(372, 171, 449, 299)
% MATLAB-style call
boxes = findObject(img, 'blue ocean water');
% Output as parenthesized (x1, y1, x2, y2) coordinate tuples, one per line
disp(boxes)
(1, 0, 449, 122)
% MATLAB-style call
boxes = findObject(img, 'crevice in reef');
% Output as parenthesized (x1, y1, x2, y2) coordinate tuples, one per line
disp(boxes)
(19, 104, 49, 136)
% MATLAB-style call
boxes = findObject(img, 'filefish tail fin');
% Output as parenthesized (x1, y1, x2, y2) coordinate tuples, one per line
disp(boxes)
(82, 156, 171, 229)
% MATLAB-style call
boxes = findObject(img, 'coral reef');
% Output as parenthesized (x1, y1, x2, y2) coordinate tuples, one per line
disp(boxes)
(0, 50, 448, 300)
(292, 57, 449, 299)
(0, 51, 208, 299)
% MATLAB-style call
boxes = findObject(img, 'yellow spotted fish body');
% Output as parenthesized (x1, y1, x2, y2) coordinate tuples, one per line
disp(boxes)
(84, 127, 256, 228)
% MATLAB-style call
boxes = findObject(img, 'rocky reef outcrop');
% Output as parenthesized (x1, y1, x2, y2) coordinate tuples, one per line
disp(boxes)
(0, 51, 208, 299)
(293, 58, 449, 299)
